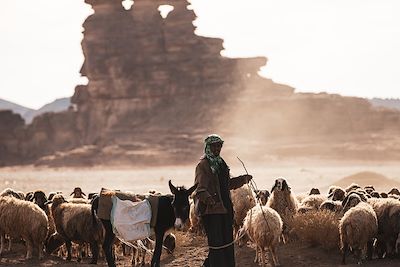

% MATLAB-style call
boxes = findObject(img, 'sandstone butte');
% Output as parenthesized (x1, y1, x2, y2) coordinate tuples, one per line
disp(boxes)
(1, 0, 400, 166)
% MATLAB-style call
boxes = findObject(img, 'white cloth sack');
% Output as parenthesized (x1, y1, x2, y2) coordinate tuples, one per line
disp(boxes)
(110, 196, 152, 242)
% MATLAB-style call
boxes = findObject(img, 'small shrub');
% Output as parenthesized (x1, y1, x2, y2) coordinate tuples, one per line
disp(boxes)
(290, 210, 341, 250)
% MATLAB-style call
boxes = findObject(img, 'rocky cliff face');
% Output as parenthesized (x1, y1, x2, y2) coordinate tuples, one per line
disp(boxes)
(0, 111, 25, 165)
(1, 0, 400, 166)
(69, 0, 293, 163)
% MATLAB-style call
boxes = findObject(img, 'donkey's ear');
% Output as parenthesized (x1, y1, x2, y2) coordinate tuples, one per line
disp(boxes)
(169, 180, 178, 194)
(187, 183, 198, 196)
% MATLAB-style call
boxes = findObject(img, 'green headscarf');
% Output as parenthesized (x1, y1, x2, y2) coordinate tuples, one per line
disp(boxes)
(204, 134, 224, 174)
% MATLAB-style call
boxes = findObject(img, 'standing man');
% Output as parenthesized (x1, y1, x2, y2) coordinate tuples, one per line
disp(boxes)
(194, 134, 252, 267)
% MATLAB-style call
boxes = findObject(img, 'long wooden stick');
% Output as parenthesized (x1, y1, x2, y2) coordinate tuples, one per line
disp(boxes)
(236, 156, 249, 175)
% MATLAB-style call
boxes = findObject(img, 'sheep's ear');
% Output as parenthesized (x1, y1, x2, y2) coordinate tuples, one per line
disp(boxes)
(169, 180, 178, 195)
(70, 192, 74, 196)
(44, 200, 52, 205)
(29, 195, 34, 201)
(82, 192, 86, 196)
(271, 183, 277, 192)
(187, 183, 198, 196)
(283, 180, 291, 191)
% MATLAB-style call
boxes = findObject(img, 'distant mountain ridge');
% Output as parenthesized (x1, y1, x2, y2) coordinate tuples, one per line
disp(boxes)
(0, 98, 34, 118)
(0, 97, 70, 124)
(369, 98, 400, 111)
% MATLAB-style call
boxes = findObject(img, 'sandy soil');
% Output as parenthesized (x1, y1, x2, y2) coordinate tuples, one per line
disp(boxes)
(1, 231, 400, 266)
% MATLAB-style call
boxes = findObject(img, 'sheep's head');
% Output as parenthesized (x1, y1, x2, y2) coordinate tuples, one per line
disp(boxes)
(32, 190, 48, 210)
(328, 186, 340, 196)
(328, 188, 345, 201)
(370, 191, 381, 198)
(389, 188, 400, 196)
(320, 201, 335, 212)
(25, 191, 34, 201)
(48, 194, 68, 209)
(309, 188, 320, 195)
(255, 190, 270, 206)
(70, 187, 86, 198)
(342, 193, 362, 213)
(1, 188, 22, 199)
(48, 191, 62, 201)
(272, 178, 290, 193)
(364, 185, 375, 194)
(380, 192, 388, 198)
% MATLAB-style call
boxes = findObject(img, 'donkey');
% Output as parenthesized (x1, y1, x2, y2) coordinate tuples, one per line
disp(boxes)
(91, 180, 197, 267)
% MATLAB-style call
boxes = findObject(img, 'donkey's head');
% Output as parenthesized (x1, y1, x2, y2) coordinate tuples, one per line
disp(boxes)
(168, 180, 197, 230)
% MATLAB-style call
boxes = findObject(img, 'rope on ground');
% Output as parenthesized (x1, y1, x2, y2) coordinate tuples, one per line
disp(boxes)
(208, 229, 247, 250)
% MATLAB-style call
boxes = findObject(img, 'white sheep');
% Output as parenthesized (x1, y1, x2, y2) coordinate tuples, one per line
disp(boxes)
(231, 186, 256, 232)
(339, 202, 377, 264)
(239, 204, 283, 266)
(267, 178, 298, 242)
(189, 201, 203, 235)
(0, 196, 48, 259)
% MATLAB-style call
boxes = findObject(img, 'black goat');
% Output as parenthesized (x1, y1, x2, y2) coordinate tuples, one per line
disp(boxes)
(91, 180, 197, 267)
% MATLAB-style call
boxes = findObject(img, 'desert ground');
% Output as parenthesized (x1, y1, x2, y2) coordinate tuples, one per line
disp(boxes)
(1, 160, 400, 266)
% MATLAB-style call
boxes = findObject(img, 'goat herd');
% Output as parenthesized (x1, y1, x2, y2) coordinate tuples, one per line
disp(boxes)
(1, 178, 400, 267)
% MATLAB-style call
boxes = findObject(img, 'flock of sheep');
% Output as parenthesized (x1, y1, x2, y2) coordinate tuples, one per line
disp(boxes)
(0, 187, 104, 263)
(1, 178, 400, 266)
(189, 178, 400, 266)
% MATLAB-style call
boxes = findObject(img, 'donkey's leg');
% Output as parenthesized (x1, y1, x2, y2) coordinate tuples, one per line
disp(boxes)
(101, 219, 116, 267)
(150, 231, 164, 267)
(0, 234, 5, 256)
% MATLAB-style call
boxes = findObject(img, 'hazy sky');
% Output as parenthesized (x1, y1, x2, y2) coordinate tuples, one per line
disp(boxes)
(1, 0, 399, 109)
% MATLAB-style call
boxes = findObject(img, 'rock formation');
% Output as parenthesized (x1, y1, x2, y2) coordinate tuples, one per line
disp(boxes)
(69, 0, 293, 164)
(1, 0, 400, 166)
(0, 110, 25, 165)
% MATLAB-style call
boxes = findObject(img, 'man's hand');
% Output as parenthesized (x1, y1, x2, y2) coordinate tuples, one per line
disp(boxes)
(242, 174, 253, 183)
